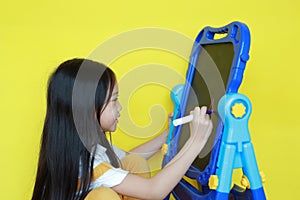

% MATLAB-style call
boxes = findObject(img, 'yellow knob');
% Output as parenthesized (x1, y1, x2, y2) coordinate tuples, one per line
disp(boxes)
(161, 143, 168, 155)
(231, 103, 246, 118)
(260, 171, 266, 183)
(208, 175, 219, 190)
(241, 175, 250, 189)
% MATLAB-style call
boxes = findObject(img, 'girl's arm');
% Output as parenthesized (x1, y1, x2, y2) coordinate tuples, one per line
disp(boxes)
(128, 113, 172, 159)
(113, 106, 212, 200)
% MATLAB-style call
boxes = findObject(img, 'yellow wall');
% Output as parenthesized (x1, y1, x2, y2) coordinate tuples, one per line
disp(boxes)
(1, 0, 299, 199)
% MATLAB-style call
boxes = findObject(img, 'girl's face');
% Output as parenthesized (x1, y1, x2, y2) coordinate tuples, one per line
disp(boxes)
(100, 83, 122, 132)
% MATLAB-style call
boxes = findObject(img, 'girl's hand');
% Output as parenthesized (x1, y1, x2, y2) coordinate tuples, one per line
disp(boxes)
(189, 106, 213, 144)
(161, 112, 174, 140)
(167, 112, 174, 128)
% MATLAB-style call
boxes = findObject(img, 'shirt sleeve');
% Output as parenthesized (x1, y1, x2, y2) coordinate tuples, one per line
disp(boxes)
(90, 162, 129, 189)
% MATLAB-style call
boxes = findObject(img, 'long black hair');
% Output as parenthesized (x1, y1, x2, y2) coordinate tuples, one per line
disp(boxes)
(32, 58, 120, 200)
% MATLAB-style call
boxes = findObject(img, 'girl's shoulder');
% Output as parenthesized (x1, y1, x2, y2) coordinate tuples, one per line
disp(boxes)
(111, 145, 127, 160)
(93, 144, 127, 165)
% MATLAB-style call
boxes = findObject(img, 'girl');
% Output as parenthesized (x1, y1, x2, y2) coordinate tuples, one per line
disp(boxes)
(32, 58, 213, 200)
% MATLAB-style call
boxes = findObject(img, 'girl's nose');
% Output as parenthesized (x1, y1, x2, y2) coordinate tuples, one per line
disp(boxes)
(117, 101, 122, 112)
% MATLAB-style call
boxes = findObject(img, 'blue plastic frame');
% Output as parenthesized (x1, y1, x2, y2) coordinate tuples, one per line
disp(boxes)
(164, 21, 254, 199)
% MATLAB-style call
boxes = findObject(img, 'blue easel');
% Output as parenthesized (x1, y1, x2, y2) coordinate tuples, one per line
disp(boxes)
(162, 21, 267, 199)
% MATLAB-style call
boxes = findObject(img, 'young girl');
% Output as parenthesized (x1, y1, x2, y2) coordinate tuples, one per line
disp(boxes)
(32, 58, 213, 200)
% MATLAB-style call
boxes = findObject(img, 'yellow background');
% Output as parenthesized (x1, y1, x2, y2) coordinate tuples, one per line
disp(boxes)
(1, 0, 299, 199)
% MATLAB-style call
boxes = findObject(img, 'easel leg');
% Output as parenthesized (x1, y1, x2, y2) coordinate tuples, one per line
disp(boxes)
(215, 142, 236, 199)
(242, 142, 266, 200)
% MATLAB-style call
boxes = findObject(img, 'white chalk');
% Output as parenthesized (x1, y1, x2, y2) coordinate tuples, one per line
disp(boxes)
(173, 115, 193, 126)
